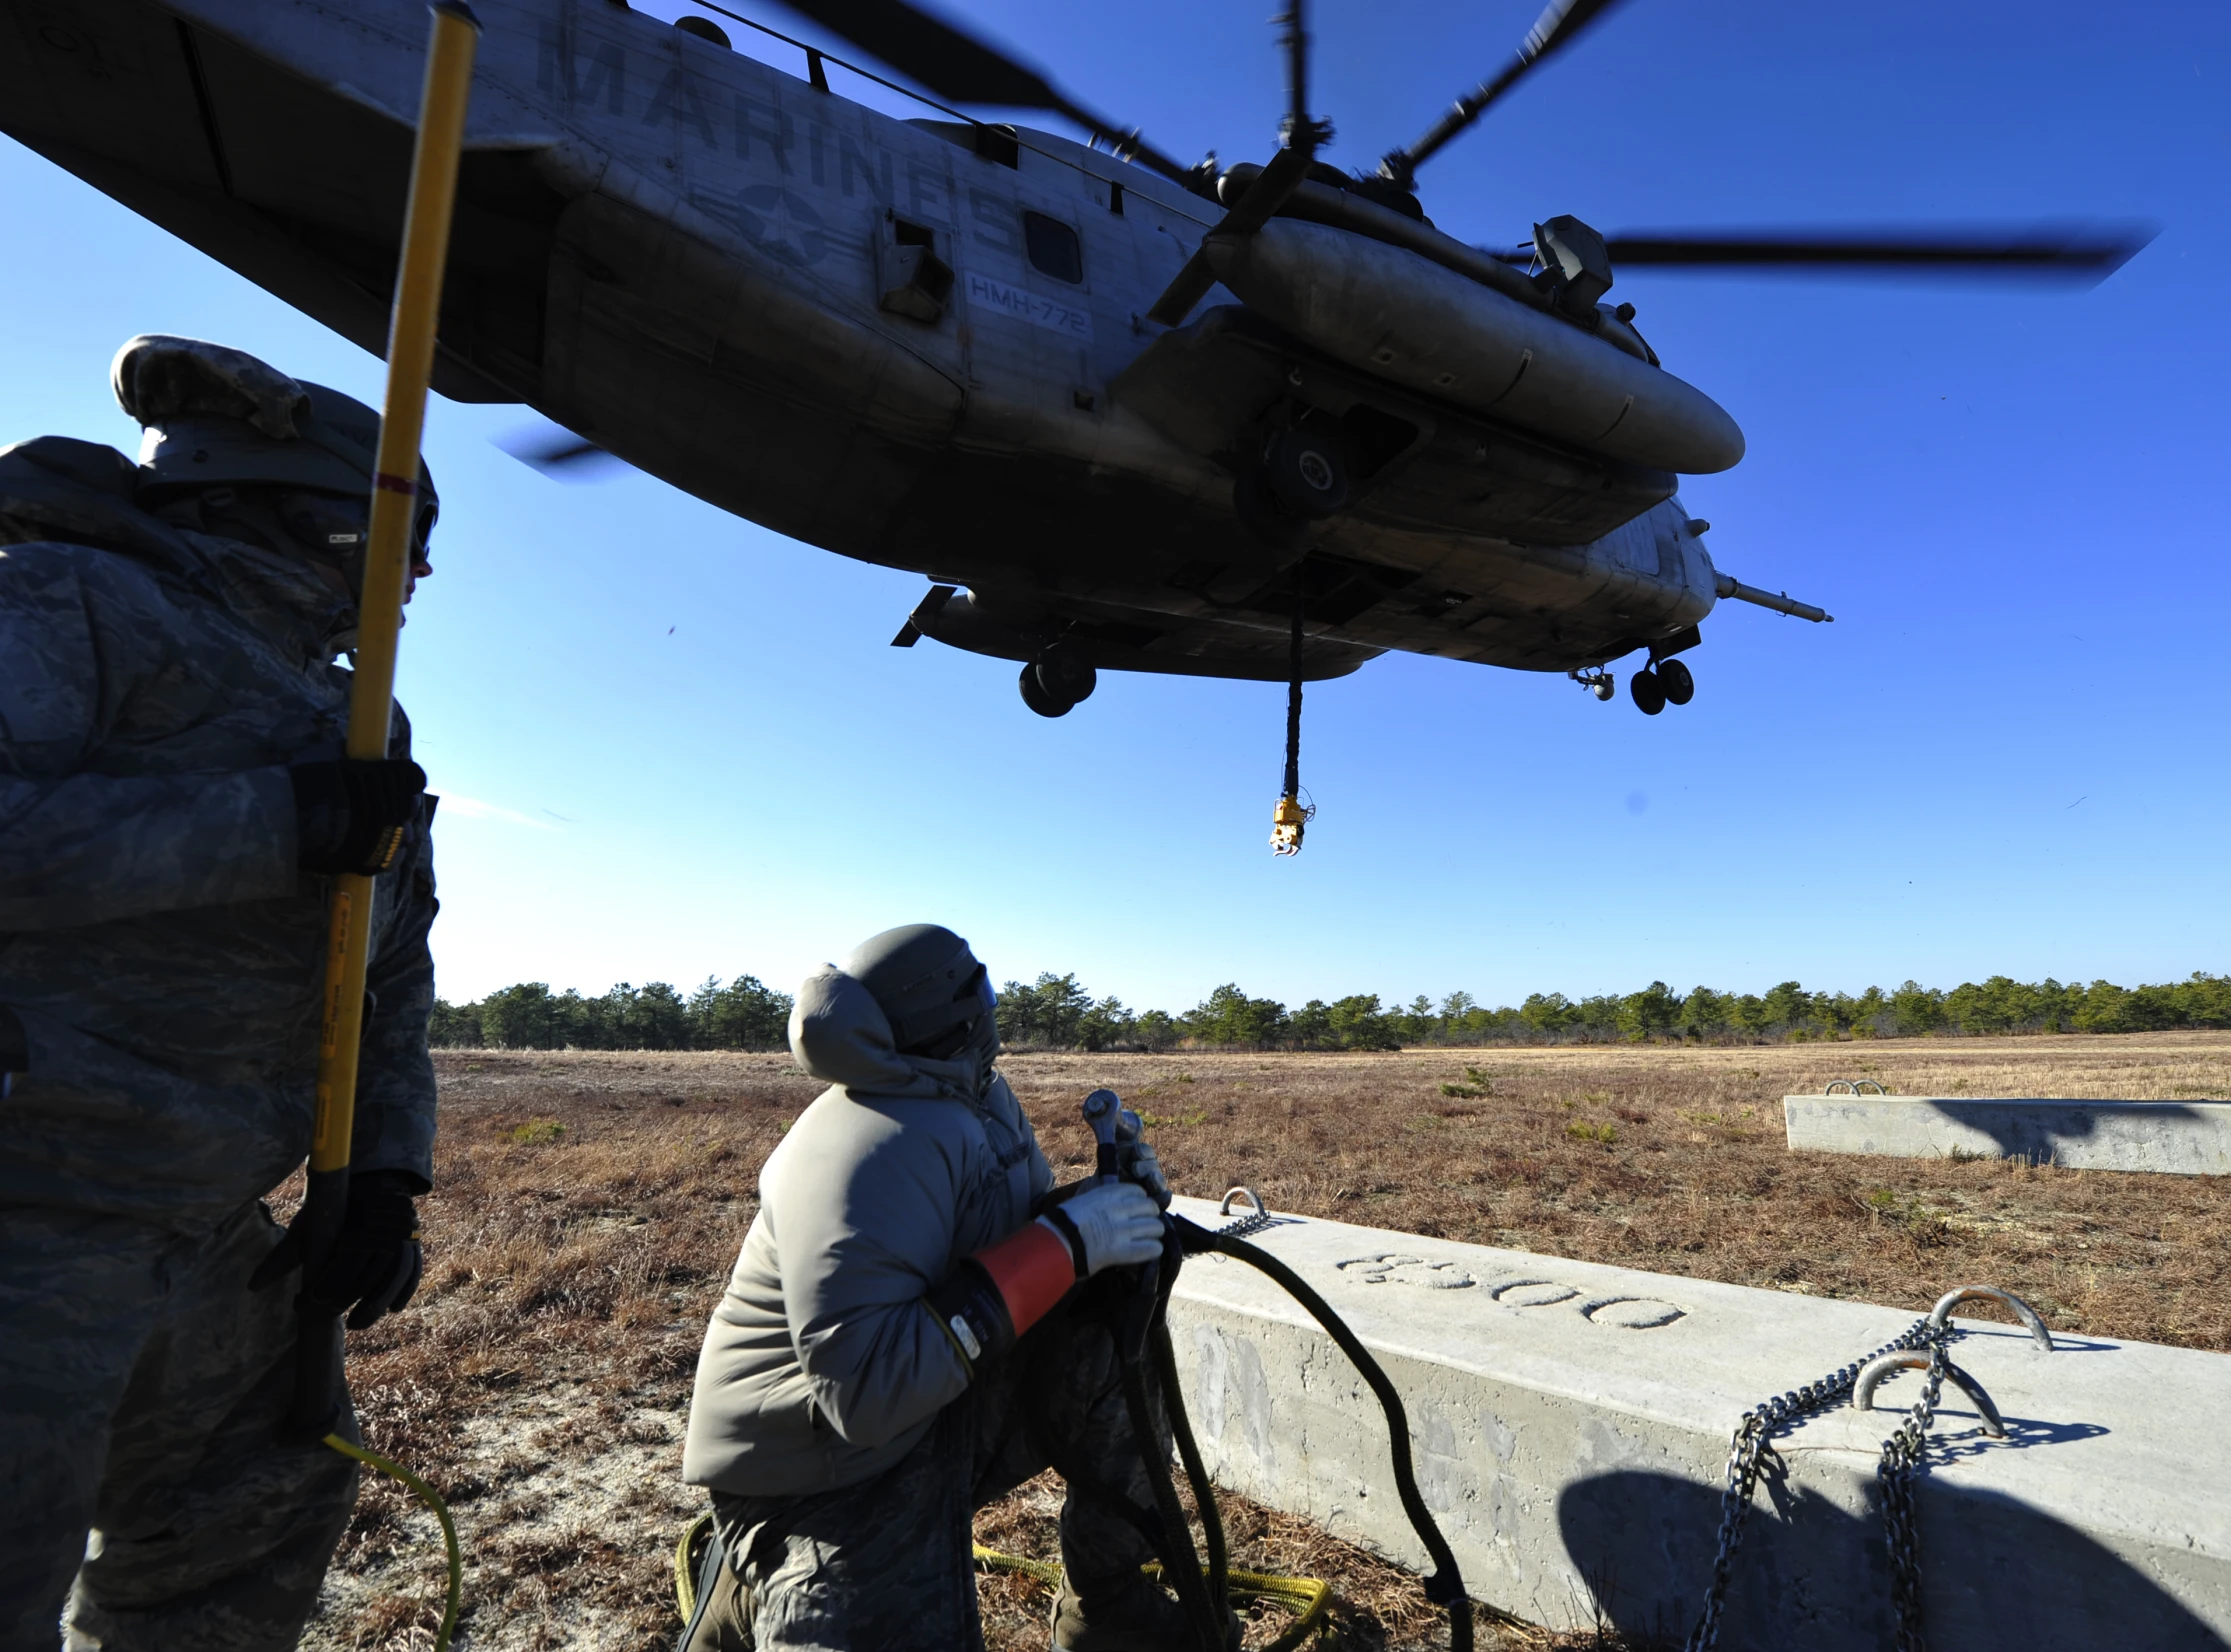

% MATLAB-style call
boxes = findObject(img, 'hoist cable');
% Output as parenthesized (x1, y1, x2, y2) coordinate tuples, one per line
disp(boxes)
(1283, 557, 1305, 802)
(1183, 1220, 1475, 1650)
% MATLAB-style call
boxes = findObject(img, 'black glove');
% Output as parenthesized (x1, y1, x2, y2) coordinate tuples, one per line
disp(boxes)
(254, 1170, 426, 1329)
(289, 757, 426, 874)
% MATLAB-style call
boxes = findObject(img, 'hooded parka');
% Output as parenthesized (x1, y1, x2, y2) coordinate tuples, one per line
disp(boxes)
(683, 965, 1053, 1497)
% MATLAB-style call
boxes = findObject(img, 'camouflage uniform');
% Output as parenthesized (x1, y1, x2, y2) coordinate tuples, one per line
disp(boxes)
(0, 431, 438, 1649)
(693, 1279, 1169, 1652)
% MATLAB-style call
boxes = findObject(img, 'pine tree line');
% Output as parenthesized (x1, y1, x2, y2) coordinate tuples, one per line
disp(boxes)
(430, 970, 2231, 1052)
(429, 976, 792, 1051)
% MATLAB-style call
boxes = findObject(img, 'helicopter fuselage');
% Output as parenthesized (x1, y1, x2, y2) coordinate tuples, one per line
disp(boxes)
(3, 0, 1737, 686)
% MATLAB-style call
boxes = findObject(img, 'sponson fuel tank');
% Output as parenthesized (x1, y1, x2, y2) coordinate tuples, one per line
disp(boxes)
(1203, 219, 1746, 475)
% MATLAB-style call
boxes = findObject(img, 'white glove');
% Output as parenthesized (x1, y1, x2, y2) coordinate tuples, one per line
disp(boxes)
(1050, 1181, 1165, 1276)
(1114, 1109, 1172, 1209)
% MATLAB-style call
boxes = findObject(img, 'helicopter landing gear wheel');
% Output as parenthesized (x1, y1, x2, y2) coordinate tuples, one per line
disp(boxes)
(1036, 644, 1096, 707)
(1019, 662, 1071, 717)
(1020, 645, 1095, 718)
(1656, 657, 1694, 706)
(1630, 668, 1666, 716)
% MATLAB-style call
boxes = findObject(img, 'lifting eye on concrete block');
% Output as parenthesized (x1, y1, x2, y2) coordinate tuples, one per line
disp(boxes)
(1929, 1284, 2055, 1352)
(1852, 1351, 2009, 1438)
(1824, 1078, 1888, 1096)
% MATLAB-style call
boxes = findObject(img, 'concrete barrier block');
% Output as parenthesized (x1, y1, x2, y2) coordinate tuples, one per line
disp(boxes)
(1164, 1196, 2231, 1652)
(1783, 1094, 2231, 1173)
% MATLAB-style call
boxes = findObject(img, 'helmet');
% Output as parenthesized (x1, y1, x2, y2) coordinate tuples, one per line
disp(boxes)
(111, 334, 437, 548)
(843, 924, 996, 1061)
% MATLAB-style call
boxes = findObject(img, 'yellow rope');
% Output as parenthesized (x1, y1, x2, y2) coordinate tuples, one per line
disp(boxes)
(975, 1544, 1334, 1652)
(324, 1433, 462, 1652)
(677, 1509, 715, 1620)
(678, 1516, 1333, 1648)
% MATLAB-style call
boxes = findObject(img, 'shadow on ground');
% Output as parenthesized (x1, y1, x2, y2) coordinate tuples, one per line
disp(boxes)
(1560, 1462, 2226, 1652)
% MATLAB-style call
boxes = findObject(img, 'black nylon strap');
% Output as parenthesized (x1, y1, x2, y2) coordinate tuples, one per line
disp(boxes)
(1039, 1205, 1088, 1278)
(927, 1257, 1017, 1363)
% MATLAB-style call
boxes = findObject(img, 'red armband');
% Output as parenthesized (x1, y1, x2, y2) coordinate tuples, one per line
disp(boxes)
(927, 1218, 1081, 1370)
(973, 1219, 1077, 1341)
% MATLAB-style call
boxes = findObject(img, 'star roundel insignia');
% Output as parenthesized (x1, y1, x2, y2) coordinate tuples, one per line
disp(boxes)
(731, 185, 829, 270)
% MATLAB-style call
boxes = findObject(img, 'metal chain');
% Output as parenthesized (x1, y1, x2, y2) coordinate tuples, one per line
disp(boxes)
(1215, 1208, 1286, 1242)
(1683, 1314, 1950, 1652)
(1877, 1341, 1950, 1651)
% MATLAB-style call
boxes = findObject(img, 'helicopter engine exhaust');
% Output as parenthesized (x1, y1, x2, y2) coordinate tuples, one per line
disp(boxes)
(1202, 218, 1746, 476)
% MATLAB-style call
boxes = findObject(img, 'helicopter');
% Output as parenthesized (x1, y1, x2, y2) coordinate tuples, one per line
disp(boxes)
(3, 0, 2144, 737)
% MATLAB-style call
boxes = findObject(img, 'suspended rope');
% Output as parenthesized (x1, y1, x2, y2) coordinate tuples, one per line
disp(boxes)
(1271, 554, 1314, 855)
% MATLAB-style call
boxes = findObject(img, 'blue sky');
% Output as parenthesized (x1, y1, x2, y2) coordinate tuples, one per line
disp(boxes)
(4, 0, 2225, 1012)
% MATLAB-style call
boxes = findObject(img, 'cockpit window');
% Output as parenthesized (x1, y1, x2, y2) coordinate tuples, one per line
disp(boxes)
(1023, 212, 1083, 284)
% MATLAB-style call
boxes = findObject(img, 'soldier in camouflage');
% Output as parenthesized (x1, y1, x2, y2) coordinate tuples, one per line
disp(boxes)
(0, 337, 441, 1651)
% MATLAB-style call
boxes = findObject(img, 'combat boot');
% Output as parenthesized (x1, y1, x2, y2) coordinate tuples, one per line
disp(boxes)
(678, 1521, 752, 1652)
(1050, 1574, 1234, 1652)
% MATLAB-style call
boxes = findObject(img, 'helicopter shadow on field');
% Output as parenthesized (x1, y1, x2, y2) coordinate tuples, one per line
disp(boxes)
(1912, 1096, 2209, 1165)
(1554, 1416, 2224, 1652)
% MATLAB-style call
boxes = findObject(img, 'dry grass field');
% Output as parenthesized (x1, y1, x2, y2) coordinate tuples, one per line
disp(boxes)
(302, 1033, 2231, 1652)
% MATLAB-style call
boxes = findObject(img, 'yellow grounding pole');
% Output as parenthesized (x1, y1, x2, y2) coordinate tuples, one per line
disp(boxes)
(309, 0, 481, 1186)
(299, 11, 481, 1650)
(290, 0, 478, 1424)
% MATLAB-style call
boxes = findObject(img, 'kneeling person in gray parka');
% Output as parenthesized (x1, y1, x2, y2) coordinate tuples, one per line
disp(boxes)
(681, 925, 1192, 1652)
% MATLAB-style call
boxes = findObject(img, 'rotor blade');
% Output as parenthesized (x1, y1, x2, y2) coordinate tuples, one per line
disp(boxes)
(1145, 143, 1319, 328)
(1381, 0, 1629, 187)
(1592, 224, 2155, 280)
(495, 428, 629, 480)
(1280, 0, 1309, 138)
(775, 0, 1189, 182)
